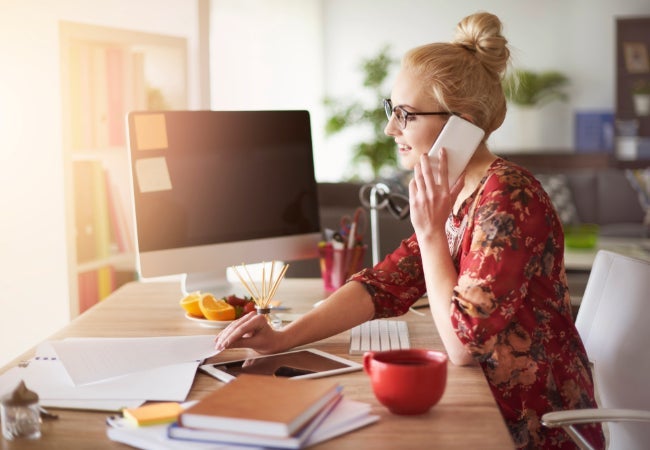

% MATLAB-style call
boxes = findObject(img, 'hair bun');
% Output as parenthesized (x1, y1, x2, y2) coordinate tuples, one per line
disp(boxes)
(453, 12, 510, 77)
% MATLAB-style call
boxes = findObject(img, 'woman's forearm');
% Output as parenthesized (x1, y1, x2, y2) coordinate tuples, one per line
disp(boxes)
(278, 281, 376, 350)
(419, 233, 474, 365)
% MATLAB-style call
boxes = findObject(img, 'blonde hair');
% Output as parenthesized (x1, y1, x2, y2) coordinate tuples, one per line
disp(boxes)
(402, 12, 510, 138)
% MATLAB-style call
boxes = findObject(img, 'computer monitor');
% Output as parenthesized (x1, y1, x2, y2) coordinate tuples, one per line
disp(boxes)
(126, 110, 321, 295)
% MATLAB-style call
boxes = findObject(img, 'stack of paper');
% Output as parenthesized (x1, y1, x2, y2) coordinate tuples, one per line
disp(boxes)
(0, 335, 219, 411)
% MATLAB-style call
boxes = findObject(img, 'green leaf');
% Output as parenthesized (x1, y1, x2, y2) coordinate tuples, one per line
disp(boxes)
(323, 46, 398, 179)
(503, 69, 569, 107)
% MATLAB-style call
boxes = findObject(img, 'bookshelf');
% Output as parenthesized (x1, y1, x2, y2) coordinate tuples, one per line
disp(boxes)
(616, 18, 650, 127)
(59, 22, 187, 316)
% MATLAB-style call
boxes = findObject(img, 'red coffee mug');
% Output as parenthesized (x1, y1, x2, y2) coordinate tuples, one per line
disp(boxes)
(363, 349, 448, 415)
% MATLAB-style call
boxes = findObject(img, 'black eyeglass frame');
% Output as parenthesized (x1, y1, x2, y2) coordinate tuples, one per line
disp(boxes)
(383, 98, 459, 130)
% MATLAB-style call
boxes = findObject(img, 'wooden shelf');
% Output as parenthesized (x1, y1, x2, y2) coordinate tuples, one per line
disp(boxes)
(616, 16, 650, 137)
(59, 21, 187, 317)
(498, 150, 650, 171)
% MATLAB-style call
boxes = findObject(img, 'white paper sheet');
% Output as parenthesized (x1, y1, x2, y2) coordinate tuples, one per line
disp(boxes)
(0, 359, 199, 400)
(50, 335, 218, 385)
(0, 339, 207, 411)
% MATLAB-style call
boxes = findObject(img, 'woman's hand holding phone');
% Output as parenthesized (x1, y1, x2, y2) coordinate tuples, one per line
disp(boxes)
(409, 150, 461, 238)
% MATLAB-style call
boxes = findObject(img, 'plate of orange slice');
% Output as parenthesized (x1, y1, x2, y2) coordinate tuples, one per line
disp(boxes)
(184, 313, 233, 329)
(180, 292, 237, 328)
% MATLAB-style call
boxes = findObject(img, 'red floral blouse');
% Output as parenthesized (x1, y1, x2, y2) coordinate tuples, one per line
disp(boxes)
(350, 159, 605, 449)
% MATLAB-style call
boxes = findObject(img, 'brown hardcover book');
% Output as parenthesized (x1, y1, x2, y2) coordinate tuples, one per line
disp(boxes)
(178, 374, 341, 437)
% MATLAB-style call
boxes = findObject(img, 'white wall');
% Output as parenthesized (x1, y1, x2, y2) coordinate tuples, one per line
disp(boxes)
(1, 0, 649, 368)
(0, 0, 201, 368)
(210, 0, 650, 180)
(209, 0, 327, 178)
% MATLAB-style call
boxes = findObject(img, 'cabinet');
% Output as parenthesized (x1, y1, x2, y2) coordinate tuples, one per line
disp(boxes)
(59, 22, 187, 316)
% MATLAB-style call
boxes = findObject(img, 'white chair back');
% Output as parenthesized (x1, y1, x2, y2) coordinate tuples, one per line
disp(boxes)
(575, 250, 650, 449)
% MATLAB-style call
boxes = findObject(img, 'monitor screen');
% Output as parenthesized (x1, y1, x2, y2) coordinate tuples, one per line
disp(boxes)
(126, 110, 321, 294)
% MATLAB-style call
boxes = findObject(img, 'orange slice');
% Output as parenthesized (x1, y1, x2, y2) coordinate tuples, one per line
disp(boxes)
(199, 294, 236, 321)
(180, 291, 203, 317)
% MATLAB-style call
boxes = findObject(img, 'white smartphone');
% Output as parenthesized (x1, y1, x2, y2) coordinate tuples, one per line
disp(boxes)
(428, 115, 485, 188)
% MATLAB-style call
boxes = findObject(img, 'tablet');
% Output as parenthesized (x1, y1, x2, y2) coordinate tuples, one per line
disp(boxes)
(199, 348, 362, 382)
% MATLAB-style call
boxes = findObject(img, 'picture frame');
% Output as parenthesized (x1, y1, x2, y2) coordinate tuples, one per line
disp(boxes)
(623, 42, 650, 74)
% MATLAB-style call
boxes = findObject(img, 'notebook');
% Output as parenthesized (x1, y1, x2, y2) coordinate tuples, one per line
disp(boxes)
(178, 374, 341, 437)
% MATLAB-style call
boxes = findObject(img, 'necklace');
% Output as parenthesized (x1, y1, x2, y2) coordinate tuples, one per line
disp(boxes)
(446, 213, 468, 259)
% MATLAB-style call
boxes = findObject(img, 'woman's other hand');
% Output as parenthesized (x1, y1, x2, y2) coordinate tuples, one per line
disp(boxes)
(214, 311, 286, 355)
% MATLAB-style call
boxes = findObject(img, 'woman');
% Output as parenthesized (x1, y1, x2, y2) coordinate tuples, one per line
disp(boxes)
(215, 11, 604, 450)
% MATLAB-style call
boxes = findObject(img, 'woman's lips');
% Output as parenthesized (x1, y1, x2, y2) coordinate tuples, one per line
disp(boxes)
(398, 144, 411, 154)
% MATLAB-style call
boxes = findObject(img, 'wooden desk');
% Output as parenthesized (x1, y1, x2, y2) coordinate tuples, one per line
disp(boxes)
(0, 279, 513, 450)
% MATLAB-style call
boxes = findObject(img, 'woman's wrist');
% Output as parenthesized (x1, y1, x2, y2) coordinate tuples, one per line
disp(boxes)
(416, 228, 448, 254)
(273, 328, 297, 353)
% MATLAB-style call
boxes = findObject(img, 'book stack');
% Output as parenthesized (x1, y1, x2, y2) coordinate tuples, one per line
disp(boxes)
(167, 374, 378, 448)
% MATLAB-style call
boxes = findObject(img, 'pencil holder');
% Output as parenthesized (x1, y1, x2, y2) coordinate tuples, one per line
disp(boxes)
(319, 244, 367, 292)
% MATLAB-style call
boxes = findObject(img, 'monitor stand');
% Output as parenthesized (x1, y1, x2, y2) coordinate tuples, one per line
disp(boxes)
(182, 271, 238, 297)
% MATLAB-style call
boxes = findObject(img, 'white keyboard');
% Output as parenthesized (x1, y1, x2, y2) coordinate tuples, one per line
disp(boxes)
(349, 320, 410, 354)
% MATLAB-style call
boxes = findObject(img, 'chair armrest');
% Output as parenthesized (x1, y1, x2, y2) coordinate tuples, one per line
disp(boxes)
(542, 408, 650, 427)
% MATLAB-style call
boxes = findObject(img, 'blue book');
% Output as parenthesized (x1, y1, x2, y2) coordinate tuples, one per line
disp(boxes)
(575, 111, 615, 153)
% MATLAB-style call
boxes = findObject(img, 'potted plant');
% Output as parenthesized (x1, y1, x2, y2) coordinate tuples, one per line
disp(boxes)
(632, 79, 650, 116)
(501, 69, 569, 150)
(503, 69, 569, 107)
(324, 46, 398, 180)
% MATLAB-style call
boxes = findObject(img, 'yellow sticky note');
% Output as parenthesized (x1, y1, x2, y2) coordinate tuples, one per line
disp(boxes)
(134, 113, 168, 150)
(135, 156, 173, 193)
(123, 402, 184, 426)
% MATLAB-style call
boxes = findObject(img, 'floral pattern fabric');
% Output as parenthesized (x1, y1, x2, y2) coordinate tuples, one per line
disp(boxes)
(350, 159, 604, 449)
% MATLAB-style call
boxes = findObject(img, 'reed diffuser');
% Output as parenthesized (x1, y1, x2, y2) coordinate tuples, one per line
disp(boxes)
(231, 261, 288, 328)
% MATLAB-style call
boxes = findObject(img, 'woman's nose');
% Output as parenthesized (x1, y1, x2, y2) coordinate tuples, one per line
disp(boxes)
(384, 116, 399, 136)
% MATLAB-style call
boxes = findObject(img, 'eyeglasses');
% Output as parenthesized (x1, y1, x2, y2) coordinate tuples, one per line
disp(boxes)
(383, 98, 457, 130)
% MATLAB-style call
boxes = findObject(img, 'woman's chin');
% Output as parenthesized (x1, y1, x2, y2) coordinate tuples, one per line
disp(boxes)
(398, 155, 416, 171)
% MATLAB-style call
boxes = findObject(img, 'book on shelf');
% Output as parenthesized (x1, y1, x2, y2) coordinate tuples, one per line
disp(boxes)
(178, 373, 341, 438)
(69, 40, 94, 150)
(73, 160, 97, 263)
(91, 44, 109, 149)
(74, 160, 134, 260)
(78, 266, 135, 313)
(78, 265, 115, 313)
(104, 168, 133, 253)
(78, 268, 100, 314)
(68, 41, 145, 151)
(105, 46, 126, 147)
(97, 265, 116, 300)
(91, 162, 111, 259)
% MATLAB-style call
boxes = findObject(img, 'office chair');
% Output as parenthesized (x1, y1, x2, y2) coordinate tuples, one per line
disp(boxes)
(542, 250, 650, 450)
